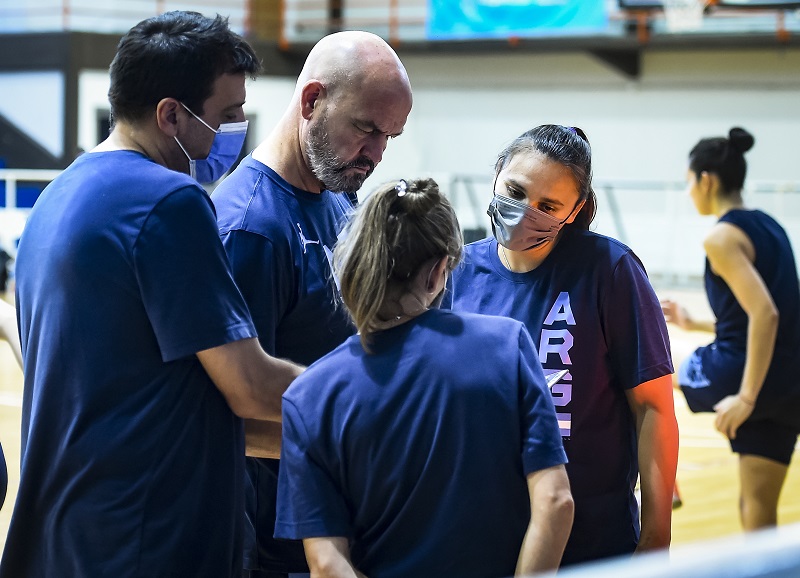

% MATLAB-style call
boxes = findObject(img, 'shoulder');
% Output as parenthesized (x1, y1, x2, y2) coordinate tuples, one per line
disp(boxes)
(213, 157, 292, 234)
(565, 227, 633, 259)
(284, 338, 360, 399)
(717, 208, 788, 242)
(433, 308, 526, 343)
(153, 184, 214, 216)
(705, 218, 752, 257)
(561, 228, 647, 278)
(117, 152, 200, 195)
(463, 237, 493, 257)
(454, 237, 494, 272)
(92, 151, 202, 200)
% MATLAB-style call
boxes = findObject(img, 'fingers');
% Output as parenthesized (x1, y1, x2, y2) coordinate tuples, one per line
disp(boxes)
(713, 395, 752, 440)
(660, 299, 683, 327)
(659, 299, 676, 321)
(714, 411, 738, 440)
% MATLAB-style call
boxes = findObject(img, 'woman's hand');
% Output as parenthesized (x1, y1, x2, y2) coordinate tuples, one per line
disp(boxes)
(713, 394, 755, 439)
(660, 299, 693, 330)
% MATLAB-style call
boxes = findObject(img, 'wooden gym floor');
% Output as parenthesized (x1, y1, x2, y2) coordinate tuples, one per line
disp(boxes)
(0, 289, 797, 556)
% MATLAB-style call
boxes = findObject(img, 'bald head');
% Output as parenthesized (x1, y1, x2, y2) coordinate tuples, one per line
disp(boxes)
(297, 31, 411, 101)
(267, 31, 412, 194)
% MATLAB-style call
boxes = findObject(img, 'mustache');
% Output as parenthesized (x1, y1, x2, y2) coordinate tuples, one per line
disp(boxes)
(340, 157, 375, 173)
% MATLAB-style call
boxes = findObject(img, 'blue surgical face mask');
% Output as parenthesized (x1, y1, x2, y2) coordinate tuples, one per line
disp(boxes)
(487, 194, 572, 251)
(174, 102, 248, 184)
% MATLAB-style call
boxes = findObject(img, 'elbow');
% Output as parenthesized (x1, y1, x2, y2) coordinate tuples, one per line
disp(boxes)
(556, 491, 575, 527)
(767, 305, 779, 329)
(541, 487, 575, 529)
(757, 300, 779, 326)
(308, 561, 339, 578)
(752, 303, 779, 338)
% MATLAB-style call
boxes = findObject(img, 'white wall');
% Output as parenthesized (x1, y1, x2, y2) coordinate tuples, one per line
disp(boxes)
(0, 71, 64, 158)
(77, 46, 800, 284)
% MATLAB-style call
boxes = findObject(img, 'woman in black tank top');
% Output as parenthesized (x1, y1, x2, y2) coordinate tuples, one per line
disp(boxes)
(662, 127, 800, 532)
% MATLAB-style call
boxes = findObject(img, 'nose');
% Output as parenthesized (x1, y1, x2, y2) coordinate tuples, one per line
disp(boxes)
(362, 134, 388, 166)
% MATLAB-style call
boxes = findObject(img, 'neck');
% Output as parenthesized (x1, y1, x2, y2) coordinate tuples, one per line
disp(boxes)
(95, 122, 180, 173)
(372, 285, 431, 330)
(498, 236, 561, 273)
(371, 312, 415, 331)
(714, 194, 744, 218)
(94, 125, 146, 156)
(252, 116, 324, 194)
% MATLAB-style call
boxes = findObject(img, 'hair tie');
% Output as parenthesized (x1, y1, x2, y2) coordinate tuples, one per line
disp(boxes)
(395, 179, 408, 197)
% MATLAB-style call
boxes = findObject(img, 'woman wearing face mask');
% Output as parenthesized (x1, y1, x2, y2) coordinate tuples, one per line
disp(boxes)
(274, 178, 574, 578)
(447, 125, 678, 566)
(662, 128, 800, 531)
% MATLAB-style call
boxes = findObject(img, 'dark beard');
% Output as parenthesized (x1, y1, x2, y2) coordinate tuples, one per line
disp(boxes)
(306, 119, 375, 193)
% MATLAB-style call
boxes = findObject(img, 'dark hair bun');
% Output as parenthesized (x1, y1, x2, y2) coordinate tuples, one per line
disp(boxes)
(729, 127, 754, 154)
(394, 178, 440, 218)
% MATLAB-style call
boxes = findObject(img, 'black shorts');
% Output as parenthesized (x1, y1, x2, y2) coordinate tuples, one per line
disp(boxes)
(679, 350, 799, 465)
(730, 419, 798, 466)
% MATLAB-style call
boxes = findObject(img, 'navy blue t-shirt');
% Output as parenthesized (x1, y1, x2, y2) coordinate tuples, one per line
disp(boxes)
(447, 229, 672, 566)
(213, 155, 356, 572)
(275, 309, 567, 578)
(1, 151, 256, 577)
(688, 209, 800, 426)
(0, 442, 6, 511)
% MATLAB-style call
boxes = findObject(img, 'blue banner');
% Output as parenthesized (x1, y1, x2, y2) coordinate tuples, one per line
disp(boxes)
(427, 0, 608, 40)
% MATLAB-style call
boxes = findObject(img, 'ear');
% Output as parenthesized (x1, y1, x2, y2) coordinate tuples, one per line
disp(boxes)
(425, 256, 449, 293)
(156, 98, 181, 137)
(699, 171, 720, 197)
(300, 80, 325, 120)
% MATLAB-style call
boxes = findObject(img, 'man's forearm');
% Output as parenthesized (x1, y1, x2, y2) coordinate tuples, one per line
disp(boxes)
(245, 419, 282, 459)
(304, 537, 364, 578)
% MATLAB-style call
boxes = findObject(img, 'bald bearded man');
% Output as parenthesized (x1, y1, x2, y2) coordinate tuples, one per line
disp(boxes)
(211, 31, 413, 578)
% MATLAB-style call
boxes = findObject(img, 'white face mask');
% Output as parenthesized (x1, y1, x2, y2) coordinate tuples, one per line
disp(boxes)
(174, 102, 248, 184)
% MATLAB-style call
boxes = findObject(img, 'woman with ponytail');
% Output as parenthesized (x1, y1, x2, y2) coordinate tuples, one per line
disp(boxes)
(274, 178, 574, 577)
(662, 127, 800, 530)
(448, 125, 678, 566)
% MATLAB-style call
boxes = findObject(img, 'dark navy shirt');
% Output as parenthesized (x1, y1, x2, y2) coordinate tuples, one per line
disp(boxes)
(213, 155, 356, 572)
(276, 310, 567, 578)
(447, 229, 673, 566)
(2, 151, 256, 577)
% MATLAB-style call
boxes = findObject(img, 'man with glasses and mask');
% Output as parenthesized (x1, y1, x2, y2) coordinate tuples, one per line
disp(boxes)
(211, 30, 413, 578)
(1, 12, 302, 578)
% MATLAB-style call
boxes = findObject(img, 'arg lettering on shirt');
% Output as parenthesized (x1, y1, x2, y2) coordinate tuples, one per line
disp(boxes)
(538, 291, 573, 437)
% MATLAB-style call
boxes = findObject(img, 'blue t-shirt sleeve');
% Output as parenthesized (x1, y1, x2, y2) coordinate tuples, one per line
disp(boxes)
(221, 229, 293, 357)
(133, 186, 256, 362)
(603, 252, 674, 390)
(517, 324, 569, 475)
(275, 397, 353, 540)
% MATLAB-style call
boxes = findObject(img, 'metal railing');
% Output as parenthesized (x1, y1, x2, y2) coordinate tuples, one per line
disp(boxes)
(1, 0, 798, 44)
(1, 168, 798, 287)
(0, 0, 247, 34)
(273, 0, 426, 46)
(445, 174, 800, 288)
(0, 169, 60, 209)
